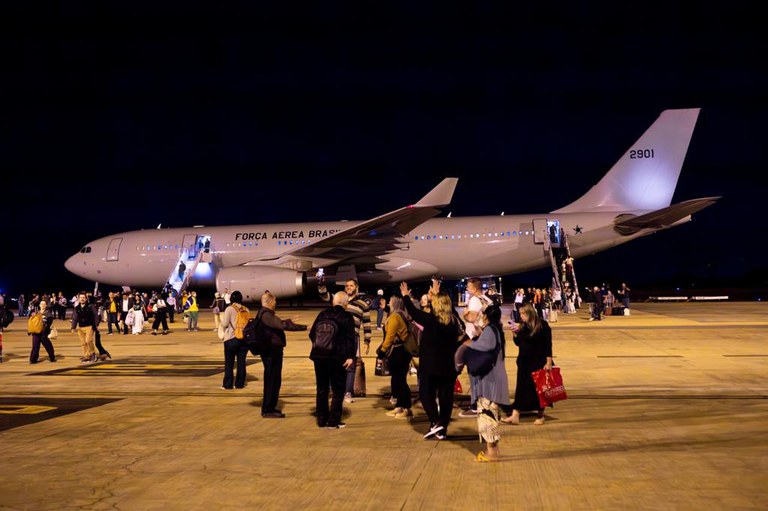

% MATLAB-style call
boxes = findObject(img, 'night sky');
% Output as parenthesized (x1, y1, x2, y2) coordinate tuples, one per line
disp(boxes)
(2, 3, 766, 299)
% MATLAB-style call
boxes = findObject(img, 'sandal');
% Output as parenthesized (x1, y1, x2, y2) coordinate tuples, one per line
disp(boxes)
(476, 451, 498, 463)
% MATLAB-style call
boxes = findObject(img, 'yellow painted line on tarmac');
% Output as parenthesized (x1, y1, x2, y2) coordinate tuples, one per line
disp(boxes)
(0, 405, 57, 414)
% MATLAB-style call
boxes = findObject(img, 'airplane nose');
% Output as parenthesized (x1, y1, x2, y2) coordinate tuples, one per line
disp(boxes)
(65, 254, 80, 275)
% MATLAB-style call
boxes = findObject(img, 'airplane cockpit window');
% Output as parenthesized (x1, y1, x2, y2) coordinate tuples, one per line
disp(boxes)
(85, 247, 92, 253)
(80, 247, 86, 253)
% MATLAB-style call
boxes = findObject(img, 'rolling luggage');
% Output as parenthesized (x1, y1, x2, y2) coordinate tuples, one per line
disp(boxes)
(353, 357, 366, 397)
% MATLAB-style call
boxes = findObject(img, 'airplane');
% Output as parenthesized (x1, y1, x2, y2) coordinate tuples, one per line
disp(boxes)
(65, 108, 719, 301)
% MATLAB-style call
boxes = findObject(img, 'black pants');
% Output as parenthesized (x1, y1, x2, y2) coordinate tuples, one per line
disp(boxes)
(261, 346, 284, 414)
(152, 310, 169, 331)
(120, 311, 130, 334)
(223, 338, 248, 389)
(419, 372, 455, 433)
(94, 330, 110, 356)
(388, 347, 412, 409)
(313, 358, 347, 427)
(107, 312, 120, 334)
(30, 333, 55, 362)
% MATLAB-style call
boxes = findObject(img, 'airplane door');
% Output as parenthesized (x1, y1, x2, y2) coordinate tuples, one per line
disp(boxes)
(181, 234, 198, 259)
(107, 238, 123, 261)
(533, 218, 548, 244)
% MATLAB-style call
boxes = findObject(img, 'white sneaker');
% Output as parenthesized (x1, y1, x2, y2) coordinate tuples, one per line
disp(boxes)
(343, 393, 354, 403)
(424, 423, 445, 439)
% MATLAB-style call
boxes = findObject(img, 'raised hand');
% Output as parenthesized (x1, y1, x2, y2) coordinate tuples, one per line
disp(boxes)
(399, 282, 410, 297)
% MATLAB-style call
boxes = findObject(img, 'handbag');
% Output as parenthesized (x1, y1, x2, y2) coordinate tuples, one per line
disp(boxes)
(375, 357, 390, 376)
(463, 329, 500, 378)
(531, 367, 568, 408)
(48, 327, 58, 340)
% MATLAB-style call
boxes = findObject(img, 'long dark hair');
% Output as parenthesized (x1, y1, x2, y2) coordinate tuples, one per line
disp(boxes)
(483, 304, 506, 357)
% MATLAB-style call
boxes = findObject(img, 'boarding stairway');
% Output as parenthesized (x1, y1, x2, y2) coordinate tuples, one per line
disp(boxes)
(166, 250, 200, 295)
(546, 228, 581, 307)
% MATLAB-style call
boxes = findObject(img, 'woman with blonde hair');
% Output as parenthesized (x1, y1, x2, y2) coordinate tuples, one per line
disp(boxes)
(502, 302, 553, 426)
(376, 294, 413, 419)
(400, 282, 462, 439)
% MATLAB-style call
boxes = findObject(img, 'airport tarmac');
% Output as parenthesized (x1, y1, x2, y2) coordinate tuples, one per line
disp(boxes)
(0, 302, 766, 510)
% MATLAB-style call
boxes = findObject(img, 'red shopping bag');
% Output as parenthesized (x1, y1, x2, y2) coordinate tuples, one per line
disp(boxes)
(531, 367, 568, 408)
(454, 378, 463, 394)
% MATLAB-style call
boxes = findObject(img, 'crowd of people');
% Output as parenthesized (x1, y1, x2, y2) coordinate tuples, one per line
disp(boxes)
(0, 276, 633, 462)
(0, 286, 228, 365)
(210, 276, 563, 463)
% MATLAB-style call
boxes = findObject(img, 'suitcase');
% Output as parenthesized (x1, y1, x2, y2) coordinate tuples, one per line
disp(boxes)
(353, 357, 366, 397)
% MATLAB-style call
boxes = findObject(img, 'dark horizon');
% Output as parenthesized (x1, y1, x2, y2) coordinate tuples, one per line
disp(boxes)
(2, 3, 766, 299)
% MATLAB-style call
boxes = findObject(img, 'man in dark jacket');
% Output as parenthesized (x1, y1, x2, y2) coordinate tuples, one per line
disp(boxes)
(70, 292, 100, 363)
(258, 292, 292, 418)
(309, 291, 356, 429)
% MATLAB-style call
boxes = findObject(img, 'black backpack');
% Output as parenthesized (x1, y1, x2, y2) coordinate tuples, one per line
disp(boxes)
(242, 311, 271, 355)
(311, 315, 340, 357)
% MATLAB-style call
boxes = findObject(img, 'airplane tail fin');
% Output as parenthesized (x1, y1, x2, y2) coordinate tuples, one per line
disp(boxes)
(552, 108, 701, 213)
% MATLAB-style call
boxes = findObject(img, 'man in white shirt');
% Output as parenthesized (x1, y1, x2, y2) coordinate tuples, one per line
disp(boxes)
(458, 278, 493, 417)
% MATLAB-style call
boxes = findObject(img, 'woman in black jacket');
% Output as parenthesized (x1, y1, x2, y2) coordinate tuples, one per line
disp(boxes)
(400, 282, 462, 439)
(502, 302, 554, 425)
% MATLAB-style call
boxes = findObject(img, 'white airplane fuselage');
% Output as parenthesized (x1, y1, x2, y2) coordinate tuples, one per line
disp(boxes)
(65, 212, 661, 292)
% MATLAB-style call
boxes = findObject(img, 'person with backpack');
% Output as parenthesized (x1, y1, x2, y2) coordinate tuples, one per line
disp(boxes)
(28, 299, 56, 363)
(308, 291, 356, 429)
(219, 290, 250, 390)
(318, 278, 371, 403)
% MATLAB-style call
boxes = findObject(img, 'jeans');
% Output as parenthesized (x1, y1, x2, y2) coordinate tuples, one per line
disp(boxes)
(223, 338, 248, 389)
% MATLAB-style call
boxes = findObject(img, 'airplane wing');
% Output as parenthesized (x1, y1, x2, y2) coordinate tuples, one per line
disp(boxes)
(250, 178, 458, 269)
(614, 196, 721, 230)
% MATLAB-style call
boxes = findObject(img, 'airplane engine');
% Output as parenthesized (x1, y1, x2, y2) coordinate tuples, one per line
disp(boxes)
(215, 266, 306, 302)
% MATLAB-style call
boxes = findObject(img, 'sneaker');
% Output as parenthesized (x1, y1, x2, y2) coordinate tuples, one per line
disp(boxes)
(534, 417, 546, 425)
(343, 393, 354, 403)
(424, 423, 445, 439)
(458, 408, 479, 418)
(394, 409, 413, 419)
(386, 407, 404, 417)
(435, 432, 446, 440)
(326, 422, 347, 429)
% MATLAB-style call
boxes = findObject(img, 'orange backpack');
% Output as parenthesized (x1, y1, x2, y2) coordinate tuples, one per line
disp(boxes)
(233, 305, 251, 339)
